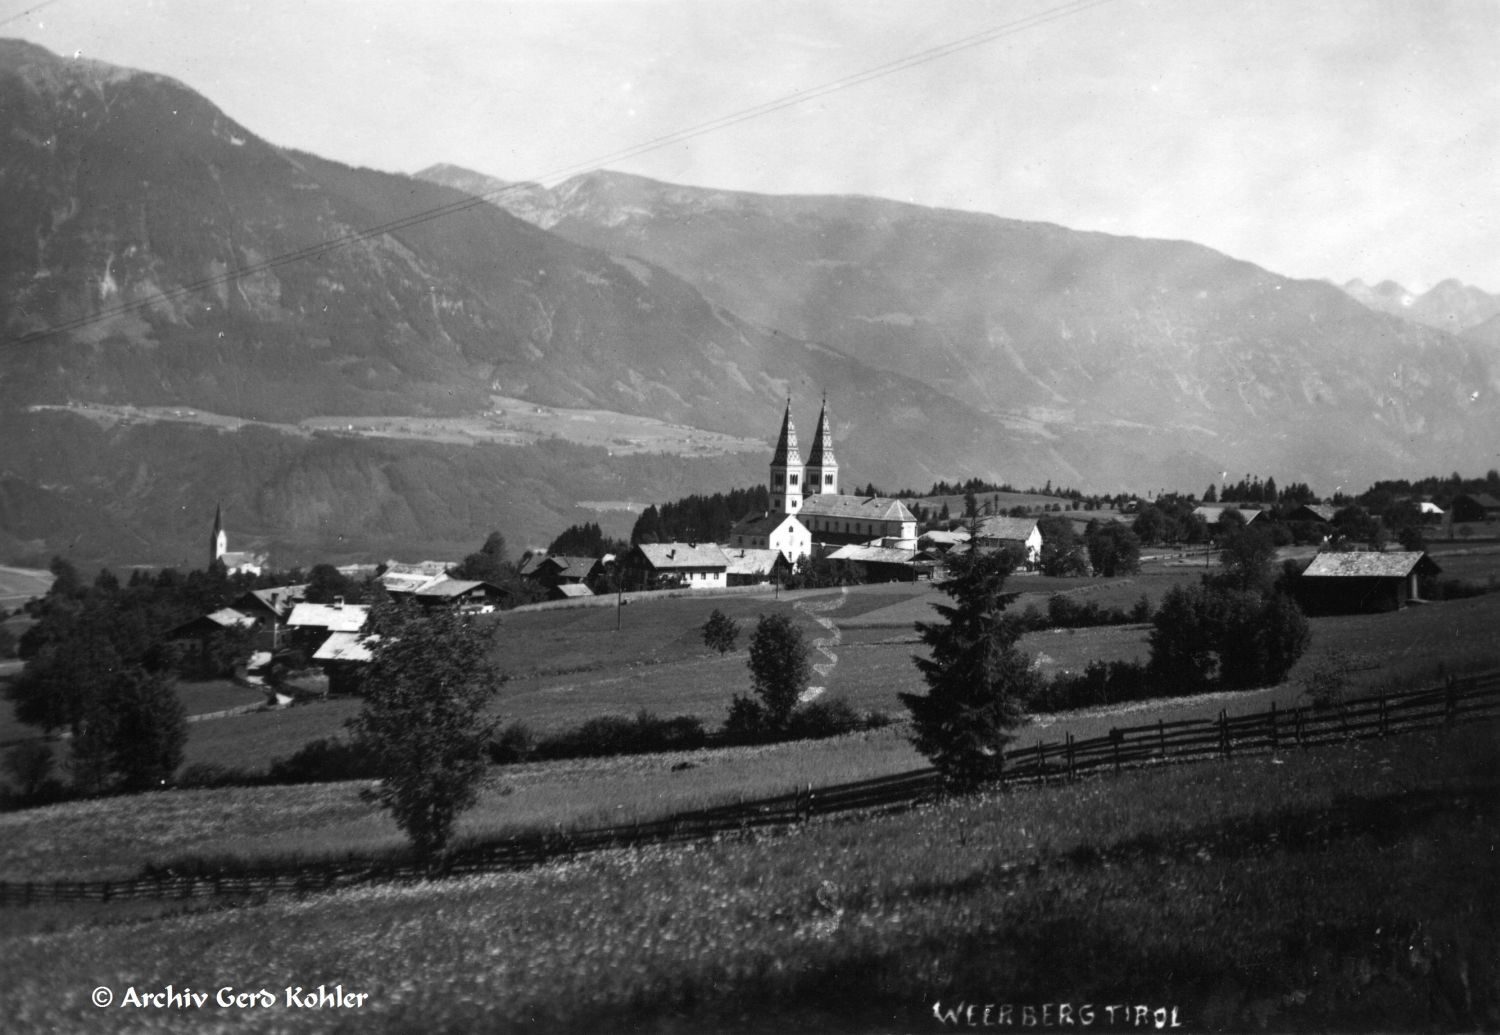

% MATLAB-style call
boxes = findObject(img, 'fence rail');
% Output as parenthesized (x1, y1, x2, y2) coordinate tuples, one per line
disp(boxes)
(3, 671, 1497, 906)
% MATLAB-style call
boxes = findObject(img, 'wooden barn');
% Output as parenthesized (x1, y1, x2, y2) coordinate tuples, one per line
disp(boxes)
(1295, 551, 1441, 615)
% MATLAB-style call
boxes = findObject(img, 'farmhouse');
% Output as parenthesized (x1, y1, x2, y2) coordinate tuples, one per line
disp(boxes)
(728, 511, 812, 562)
(627, 542, 729, 590)
(1192, 505, 1263, 527)
(521, 554, 600, 591)
(1289, 504, 1337, 525)
(722, 547, 791, 586)
(825, 543, 931, 582)
(1295, 550, 1441, 615)
(972, 516, 1042, 567)
(1450, 493, 1500, 523)
(404, 578, 508, 611)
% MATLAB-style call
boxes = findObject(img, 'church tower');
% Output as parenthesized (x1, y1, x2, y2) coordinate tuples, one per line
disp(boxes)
(803, 394, 838, 498)
(210, 503, 227, 568)
(769, 400, 804, 514)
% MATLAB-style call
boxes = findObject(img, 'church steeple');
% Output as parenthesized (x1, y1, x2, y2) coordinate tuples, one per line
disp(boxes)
(769, 400, 804, 514)
(210, 503, 227, 568)
(804, 394, 838, 497)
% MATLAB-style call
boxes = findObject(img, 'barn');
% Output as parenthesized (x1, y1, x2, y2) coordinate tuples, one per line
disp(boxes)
(1295, 551, 1441, 615)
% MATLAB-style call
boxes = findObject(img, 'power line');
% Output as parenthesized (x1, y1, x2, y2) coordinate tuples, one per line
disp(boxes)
(9, 0, 1118, 346)
(0, 0, 63, 31)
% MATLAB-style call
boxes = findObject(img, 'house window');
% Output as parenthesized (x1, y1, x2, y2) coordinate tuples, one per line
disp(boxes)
(774, 473, 785, 487)
(790, 474, 799, 485)
(825, 474, 834, 485)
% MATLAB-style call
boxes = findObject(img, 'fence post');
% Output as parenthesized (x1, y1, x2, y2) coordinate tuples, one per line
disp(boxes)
(1220, 710, 1231, 758)
(1157, 719, 1166, 758)
(1294, 706, 1303, 745)
(1269, 701, 1278, 751)
(1111, 728, 1121, 773)
(1379, 695, 1388, 736)
(1036, 741, 1045, 777)
(1445, 677, 1456, 724)
(1066, 733, 1075, 780)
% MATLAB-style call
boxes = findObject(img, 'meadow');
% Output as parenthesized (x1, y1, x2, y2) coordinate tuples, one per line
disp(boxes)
(1, 721, 1493, 1032)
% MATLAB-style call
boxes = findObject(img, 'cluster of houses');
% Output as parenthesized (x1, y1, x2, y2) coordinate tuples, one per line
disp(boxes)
(173, 402, 1493, 697)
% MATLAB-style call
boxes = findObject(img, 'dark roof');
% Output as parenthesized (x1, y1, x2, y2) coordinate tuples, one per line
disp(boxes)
(542, 555, 598, 576)
(730, 511, 802, 537)
(413, 578, 501, 599)
(1301, 551, 1440, 578)
(1458, 492, 1500, 508)
(770, 402, 802, 467)
(804, 397, 836, 469)
(1292, 504, 1338, 522)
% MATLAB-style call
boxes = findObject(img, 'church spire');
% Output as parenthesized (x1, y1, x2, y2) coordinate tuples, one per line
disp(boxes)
(769, 399, 804, 514)
(770, 398, 801, 468)
(804, 394, 838, 497)
(210, 502, 227, 568)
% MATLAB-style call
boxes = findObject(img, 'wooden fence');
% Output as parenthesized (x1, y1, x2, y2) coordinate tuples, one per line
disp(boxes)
(3, 671, 1496, 906)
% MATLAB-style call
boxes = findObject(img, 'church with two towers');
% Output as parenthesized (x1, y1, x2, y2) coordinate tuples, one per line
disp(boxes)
(728, 398, 918, 561)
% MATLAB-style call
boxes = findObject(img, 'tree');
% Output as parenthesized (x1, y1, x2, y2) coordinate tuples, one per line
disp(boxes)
(1215, 524, 1277, 594)
(744, 613, 810, 733)
(1085, 522, 1142, 577)
(1148, 584, 1220, 693)
(901, 549, 1037, 791)
(1036, 515, 1088, 576)
(702, 608, 740, 654)
(348, 602, 502, 855)
(102, 668, 188, 792)
(304, 563, 360, 604)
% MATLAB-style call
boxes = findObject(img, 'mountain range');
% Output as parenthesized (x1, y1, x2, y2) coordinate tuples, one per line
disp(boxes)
(1339, 278, 1500, 338)
(1, 37, 1497, 567)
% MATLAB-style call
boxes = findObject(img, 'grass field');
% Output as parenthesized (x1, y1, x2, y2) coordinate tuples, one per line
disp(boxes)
(2, 721, 1493, 1032)
(0, 680, 266, 750)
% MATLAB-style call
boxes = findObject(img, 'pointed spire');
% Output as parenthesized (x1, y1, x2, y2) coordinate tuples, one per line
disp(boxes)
(805, 393, 836, 469)
(770, 398, 802, 468)
(210, 502, 226, 567)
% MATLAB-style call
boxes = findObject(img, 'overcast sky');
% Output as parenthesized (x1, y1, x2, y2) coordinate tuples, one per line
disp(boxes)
(9, 0, 1498, 292)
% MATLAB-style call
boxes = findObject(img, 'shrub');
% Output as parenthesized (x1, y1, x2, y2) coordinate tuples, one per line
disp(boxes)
(2, 741, 65, 804)
(533, 711, 709, 760)
(176, 762, 256, 789)
(702, 609, 740, 654)
(266, 737, 381, 784)
(787, 698, 863, 739)
(489, 722, 538, 764)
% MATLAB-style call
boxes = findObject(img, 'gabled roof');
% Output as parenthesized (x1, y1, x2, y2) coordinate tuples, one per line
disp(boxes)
(919, 530, 970, 546)
(313, 631, 376, 663)
(826, 544, 918, 564)
(378, 569, 447, 594)
(1193, 506, 1262, 523)
(287, 602, 369, 632)
(233, 584, 306, 619)
(165, 607, 260, 639)
(383, 559, 452, 577)
(552, 584, 595, 599)
(635, 542, 728, 570)
(1458, 492, 1500, 508)
(798, 494, 916, 523)
(730, 511, 805, 538)
(1292, 504, 1338, 523)
(975, 516, 1039, 541)
(517, 553, 550, 577)
(413, 578, 500, 599)
(1301, 551, 1440, 579)
(721, 547, 786, 576)
(541, 555, 598, 576)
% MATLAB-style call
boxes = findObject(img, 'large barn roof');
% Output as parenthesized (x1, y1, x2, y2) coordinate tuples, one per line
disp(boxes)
(798, 494, 915, 523)
(1301, 551, 1439, 578)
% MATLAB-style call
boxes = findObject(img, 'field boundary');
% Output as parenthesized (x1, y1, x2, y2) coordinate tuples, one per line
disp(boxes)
(2, 672, 1496, 906)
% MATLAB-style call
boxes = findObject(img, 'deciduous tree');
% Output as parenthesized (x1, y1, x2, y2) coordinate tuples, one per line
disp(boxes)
(702, 608, 740, 654)
(348, 602, 502, 855)
(745, 612, 810, 732)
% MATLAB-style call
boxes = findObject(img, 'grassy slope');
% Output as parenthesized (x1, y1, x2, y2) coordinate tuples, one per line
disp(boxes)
(2, 722, 1494, 1033)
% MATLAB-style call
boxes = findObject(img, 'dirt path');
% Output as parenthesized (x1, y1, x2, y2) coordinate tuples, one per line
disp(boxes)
(796, 588, 849, 702)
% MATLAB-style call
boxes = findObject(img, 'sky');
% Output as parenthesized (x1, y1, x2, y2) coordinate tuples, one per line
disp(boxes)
(7, 0, 1499, 292)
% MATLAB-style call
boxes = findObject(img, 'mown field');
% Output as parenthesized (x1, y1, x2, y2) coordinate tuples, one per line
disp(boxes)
(2, 721, 1494, 1033)
(33, 546, 1491, 778)
(0, 565, 52, 608)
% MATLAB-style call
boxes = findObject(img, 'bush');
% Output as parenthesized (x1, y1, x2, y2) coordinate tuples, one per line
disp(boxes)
(787, 698, 863, 739)
(530, 711, 709, 760)
(266, 737, 381, 784)
(2, 741, 65, 805)
(489, 722, 538, 764)
(176, 762, 256, 789)
(1040, 660, 1154, 711)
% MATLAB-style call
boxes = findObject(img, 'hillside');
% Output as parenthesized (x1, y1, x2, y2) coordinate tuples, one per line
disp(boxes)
(0, 40, 1002, 565)
(421, 166, 1500, 493)
(1342, 277, 1500, 334)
